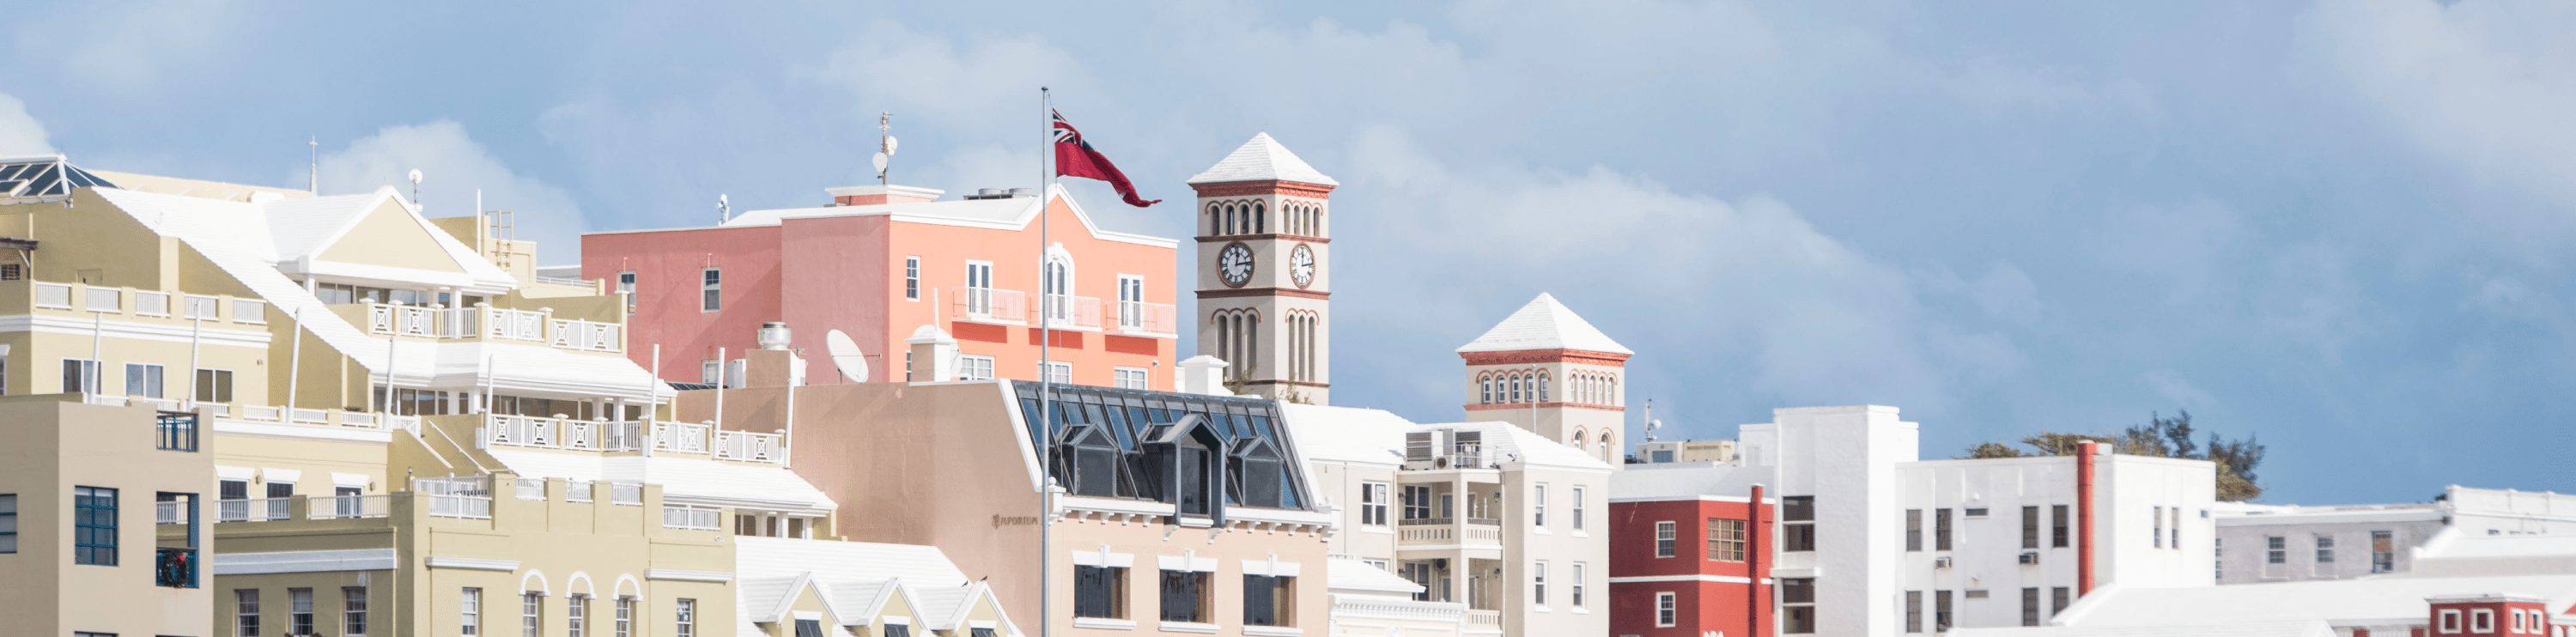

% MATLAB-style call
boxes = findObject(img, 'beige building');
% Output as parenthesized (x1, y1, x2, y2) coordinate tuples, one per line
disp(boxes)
(0, 156, 1017, 637)
(1456, 294, 1632, 469)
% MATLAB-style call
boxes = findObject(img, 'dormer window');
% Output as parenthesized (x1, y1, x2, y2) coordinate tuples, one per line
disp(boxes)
(1227, 437, 1286, 509)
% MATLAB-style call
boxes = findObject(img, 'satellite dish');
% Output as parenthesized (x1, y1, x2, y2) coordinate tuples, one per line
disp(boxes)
(884, 135, 898, 155)
(871, 152, 890, 174)
(824, 329, 869, 383)
(407, 169, 422, 185)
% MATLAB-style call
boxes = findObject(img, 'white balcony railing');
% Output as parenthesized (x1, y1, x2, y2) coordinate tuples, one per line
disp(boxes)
(662, 505, 722, 530)
(313, 494, 392, 519)
(216, 498, 292, 523)
(654, 422, 709, 454)
(1035, 294, 1102, 331)
(951, 287, 1027, 325)
(550, 318, 621, 352)
(1466, 610, 1503, 628)
(416, 476, 493, 519)
(714, 430, 784, 463)
(489, 307, 547, 342)
(1114, 300, 1179, 337)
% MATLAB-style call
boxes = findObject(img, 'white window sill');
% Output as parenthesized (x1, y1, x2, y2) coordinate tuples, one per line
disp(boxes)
(1573, 607, 1590, 614)
(1361, 526, 1394, 535)
(1534, 605, 1552, 613)
(1243, 627, 1303, 636)
(1157, 622, 1219, 634)
(1534, 527, 1552, 535)
(1072, 617, 1137, 630)
(1573, 530, 1589, 538)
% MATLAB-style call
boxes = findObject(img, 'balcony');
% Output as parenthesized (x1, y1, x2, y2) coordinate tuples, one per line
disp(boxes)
(714, 430, 784, 463)
(361, 302, 622, 353)
(1034, 294, 1103, 331)
(216, 498, 294, 523)
(416, 476, 493, 519)
(1465, 610, 1502, 630)
(313, 494, 393, 519)
(482, 415, 648, 453)
(951, 287, 1027, 325)
(1111, 300, 1177, 338)
(1397, 517, 1504, 548)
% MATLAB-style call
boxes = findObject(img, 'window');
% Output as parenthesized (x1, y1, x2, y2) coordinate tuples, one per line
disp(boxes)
(702, 360, 720, 385)
(2154, 506, 2165, 548)
(883, 624, 912, 637)
(2514, 610, 2526, 633)
(568, 595, 588, 637)
(236, 589, 260, 637)
(1076, 565, 1127, 619)
(75, 486, 117, 565)
(1935, 590, 1953, 632)
(1907, 509, 1923, 551)
(2474, 610, 2494, 633)
(2372, 531, 2396, 573)
(617, 271, 637, 312)
(521, 592, 543, 637)
(1572, 486, 1586, 530)
(2022, 506, 2040, 549)
(958, 355, 994, 380)
(1359, 482, 1388, 526)
(964, 261, 995, 315)
(615, 598, 633, 637)
(1480, 378, 1492, 404)
(700, 268, 721, 311)
(0, 263, 15, 280)
(289, 588, 314, 635)
(125, 363, 164, 398)
(904, 257, 920, 300)
(2266, 536, 2287, 564)
(674, 598, 695, 637)
(1709, 519, 1747, 561)
(1782, 578, 1815, 634)
(1041, 361, 1072, 385)
(462, 588, 482, 636)
(0, 494, 15, 554)
(2021, 587, 2039, 626)
(1533, 484, 1546, 527)
(2316, 534, 2336, 563)
(2440, 610, 2461, 633)
(344, 587, 368, 636)
(1158, 570, 1209, 623)
(1571, 562, 1586, 608)
(1655, 521, 1677, 557)
(794, 620, 823, 637)
(1784, 495, 1816, 552)
(2171, 507, 2184, 549)
(1115, 367, 1149, 390)
(1935, 508, 1953, 551)
(1242, 574, 1292, 627)
(64, 358, 101, 394)
(1656, 592, 1677, 627)
(1116, 275, 1145, 329)
(1533, 561, 1547, 606)
(195, 368, 234, 403)
(1906, 591, 1923, 633)
(2053, 586, 2070, 616)
(1402, 485, 1432, 520)
(2053, 505, 2071, 548)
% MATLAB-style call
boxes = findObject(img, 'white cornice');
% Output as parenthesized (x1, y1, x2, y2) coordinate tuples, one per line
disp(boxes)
(0, 313, 272, 348)
(212, 419, 393, 444)
(645, 568, 735, 582)
(213, 549, 398, 574)
(427, 556, 519, 571)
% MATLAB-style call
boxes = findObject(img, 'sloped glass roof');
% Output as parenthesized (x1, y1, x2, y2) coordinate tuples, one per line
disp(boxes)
(0, 156, 118, 199)
(1012, 380, 1308, 511)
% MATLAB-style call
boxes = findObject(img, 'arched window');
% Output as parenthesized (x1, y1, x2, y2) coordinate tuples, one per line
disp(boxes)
(1511, 374, 1524, 403)
(1479, 375, 1492, 404)
(1607, 376, 1617, 406)
(1538, 372, 1550, 403)
(1254, 201, 1267, 234)
(1207, 203, 1220, 235)
(1571, 428, 1588, 452)
(1599, 433, 1614, 463)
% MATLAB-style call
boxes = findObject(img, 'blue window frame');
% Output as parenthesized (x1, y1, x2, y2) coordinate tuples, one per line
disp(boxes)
(0, 494, 17, 553)
(76, 486, 117, 566)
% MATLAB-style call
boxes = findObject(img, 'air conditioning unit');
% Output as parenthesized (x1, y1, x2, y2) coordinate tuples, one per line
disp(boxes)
(1934, 556, 1953, 569)
(2019, 552, 2041, 565)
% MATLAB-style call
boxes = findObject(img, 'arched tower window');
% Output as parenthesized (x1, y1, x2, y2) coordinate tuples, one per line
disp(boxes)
(1479, 375, 1492, 404)
(1538, 371, 1550, 403)
(1599, 432, 1615, 463)
(1207, 203, 1221, 235)
(1254, 201, 1267, 234)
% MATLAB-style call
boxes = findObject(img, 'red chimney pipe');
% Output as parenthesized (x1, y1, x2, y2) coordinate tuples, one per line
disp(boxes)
(1749, 482, 1769, 637)
(2077, 441, 2099, 596)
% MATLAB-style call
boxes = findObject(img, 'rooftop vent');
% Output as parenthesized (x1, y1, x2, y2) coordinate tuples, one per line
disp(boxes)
(963, 187, 1036, 201)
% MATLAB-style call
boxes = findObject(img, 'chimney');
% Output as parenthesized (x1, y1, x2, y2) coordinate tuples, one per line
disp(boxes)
(906, 325, 958, 384)
(824, 185, 945, 207)
(1179, 355, 1232, 396)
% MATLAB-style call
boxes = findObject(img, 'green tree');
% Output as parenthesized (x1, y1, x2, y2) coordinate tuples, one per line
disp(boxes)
(1954, 410, 2266, 501)
(1960, 441, 2027, 458)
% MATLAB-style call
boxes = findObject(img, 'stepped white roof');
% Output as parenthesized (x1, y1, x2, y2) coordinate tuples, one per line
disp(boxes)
(1327, 558, 1425, 596)
(1187, 132, 1338, 186)
(1455, 293, 1633, 355)
(483, 450, 836, 513)
(1949, 621, 2336, 637)
(2054, 575, 2576, 628)
(1273, 403, 1614, 474)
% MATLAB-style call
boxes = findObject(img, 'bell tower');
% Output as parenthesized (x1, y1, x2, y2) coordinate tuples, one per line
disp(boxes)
(1189, 133, 1336, 404)
(1458, 293, 1634, 468)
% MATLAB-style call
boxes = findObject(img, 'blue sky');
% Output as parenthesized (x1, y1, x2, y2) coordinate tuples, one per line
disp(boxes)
(8, 1, 2573, 504)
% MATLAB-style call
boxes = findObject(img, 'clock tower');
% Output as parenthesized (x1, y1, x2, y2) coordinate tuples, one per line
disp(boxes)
(1189, 133, 1335, 404)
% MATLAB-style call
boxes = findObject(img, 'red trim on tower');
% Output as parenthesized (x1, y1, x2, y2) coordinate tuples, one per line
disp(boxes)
(1464, 402, 1626, 412)
(1197, 288, 1330, 300)
(2078, 440, 2099, 597)
(1195, 234, 1331, 244)
(1188, 179, 1338, 198)
(1458, 349, 1633, 367)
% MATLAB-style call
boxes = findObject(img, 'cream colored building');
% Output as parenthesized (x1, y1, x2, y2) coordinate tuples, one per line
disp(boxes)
(0, 156, 1017, 637)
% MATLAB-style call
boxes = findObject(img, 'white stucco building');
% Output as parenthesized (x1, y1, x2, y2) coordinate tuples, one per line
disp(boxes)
(2215, 485, 2576, 585)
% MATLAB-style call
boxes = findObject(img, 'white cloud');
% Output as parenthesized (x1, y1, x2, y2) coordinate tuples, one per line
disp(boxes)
(2298, 0, 2576, 216)
(312, 121, 588, 264)
(0, 93, 54, 155)
(2138, 370, 2217, 410)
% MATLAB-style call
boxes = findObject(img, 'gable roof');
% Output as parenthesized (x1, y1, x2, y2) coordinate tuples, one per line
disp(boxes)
(1327, 558, 1425, 596)
(1456, 293, 1633, 355)
(1187, 132, 1338, 186)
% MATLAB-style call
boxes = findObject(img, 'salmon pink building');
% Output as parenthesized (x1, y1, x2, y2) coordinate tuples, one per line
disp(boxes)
(583, 184, 1182, 390)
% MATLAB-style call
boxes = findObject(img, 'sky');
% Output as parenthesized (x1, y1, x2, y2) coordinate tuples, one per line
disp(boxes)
(7, 0, 2574, 505)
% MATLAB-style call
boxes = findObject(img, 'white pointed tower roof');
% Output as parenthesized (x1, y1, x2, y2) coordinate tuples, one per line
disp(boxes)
(1187, 132, 1339, 185)
(1456, 293, 1633, 355)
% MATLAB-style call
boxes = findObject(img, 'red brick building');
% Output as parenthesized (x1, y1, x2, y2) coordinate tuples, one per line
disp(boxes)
(1610, 464, 1776, 637)
(2423, 595, 2560, 637)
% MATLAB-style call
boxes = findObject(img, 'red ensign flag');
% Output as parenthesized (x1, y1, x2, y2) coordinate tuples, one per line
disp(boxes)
(1052, 110, 1160, 208)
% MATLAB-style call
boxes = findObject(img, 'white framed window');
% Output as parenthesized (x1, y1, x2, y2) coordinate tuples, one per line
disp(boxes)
(617, 271, 636, 312)
(702, 360, 720, 385)
(462, 587, 483, 636)
(522, 592, 544, 637)
(1358, 482, 1388, 526)
(236, 589, 260, 637)
(1533, 484, 1547, 527)
(1571, 486, 1585, 531)
(185, 294, 220, 319)
(700, 268, 721, 312)
(195, 368, 234, 403)
(2315, 533, 2335, 563)
(84, 286, 120, 312)
(904, 257, 920, 300)
(675, 598, 696, 637)
(136, 291, 170, 316)
(124, 363, 164, 398)
(2473, 609, 2493, 634)
(1532, 561, 1547, 607)
(959, 355, 995, 381)
(62, 358, 100, 394)
(1656, 592, 1676, 627)
(1040, 361, 1071, 385)
(343, 586, 368, 636)
(904, 351, 914, 382)
(1656, 521, 1676, 557)
(2439, 609, 2460, 634)
(963, 260, 996, 316)
(233, 299, 266, 324)
(1571, 562, 1586, 609)
(1114, 367, 1148, 390)
(1116, 275, 1145, 329)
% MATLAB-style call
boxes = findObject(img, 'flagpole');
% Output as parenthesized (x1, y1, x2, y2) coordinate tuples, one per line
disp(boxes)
(1037, 85, 1055, 637)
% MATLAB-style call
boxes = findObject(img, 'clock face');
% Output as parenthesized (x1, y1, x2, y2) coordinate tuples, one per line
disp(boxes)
(1218, 242, 1255, 288)
(1290, 244, 1316, 288)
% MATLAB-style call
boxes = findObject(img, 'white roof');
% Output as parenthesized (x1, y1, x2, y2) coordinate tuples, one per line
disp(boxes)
(483, 450, 836, 513)
(1435, 421, 1614, 473)
(1186, 132, 1338, 186)
(1276, 403, 1413, 468)
(619, 184, 1175, 250)
(1327, 559, 1424, 596)
(2421, 532, 2576, 560)
(1455, 293, 1633, 355)
(1950, 621, 2336, 637)
(732, 537, 1009, 633)
(2059, 576, 2576, 627)
(1609, 463, 1776, 500)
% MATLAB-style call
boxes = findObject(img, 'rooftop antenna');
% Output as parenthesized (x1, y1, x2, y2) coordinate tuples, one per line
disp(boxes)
(872, 112, 897, 185)
(1642, 398, 1661, 443)
(407, 169, 422, 211)
(307, 136, 319, 193)
(718, 194, 731, 224)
